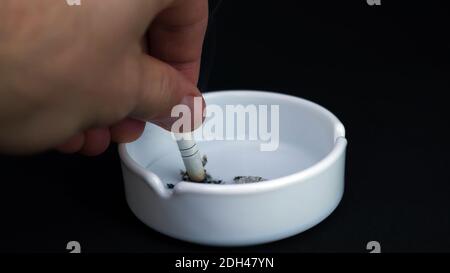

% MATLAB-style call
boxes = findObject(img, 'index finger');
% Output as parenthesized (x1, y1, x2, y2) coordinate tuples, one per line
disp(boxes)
(147, 0, 209, 84)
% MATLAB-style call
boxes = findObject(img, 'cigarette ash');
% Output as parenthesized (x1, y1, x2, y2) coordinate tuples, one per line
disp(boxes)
(167, 155, 267, 188)
(233, 176, 266, 184)
(180, 155, 222, 184)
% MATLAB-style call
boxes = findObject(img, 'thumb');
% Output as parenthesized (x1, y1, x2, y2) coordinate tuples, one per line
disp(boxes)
(129, 54, 205, 132)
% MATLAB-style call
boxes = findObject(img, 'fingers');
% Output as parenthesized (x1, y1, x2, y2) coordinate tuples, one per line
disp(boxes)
(57, 128, 110, 156)
(56, 118, 144, 156)
(148, 0, 208, 84)
(79, 128, 111, 156)
(110, 118, 145, 143)
(129, 54, 204, 130)
(56, 30, 207, 156)
(56, 133, 85, 154)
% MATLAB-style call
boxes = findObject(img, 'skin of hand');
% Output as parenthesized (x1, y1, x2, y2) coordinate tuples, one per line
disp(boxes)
(0, 0, 208, 156)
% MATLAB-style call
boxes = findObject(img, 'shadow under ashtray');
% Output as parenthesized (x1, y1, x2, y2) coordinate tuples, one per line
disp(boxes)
(119, 90, 347, 246)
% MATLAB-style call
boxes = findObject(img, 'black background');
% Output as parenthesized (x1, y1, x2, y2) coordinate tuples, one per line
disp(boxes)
(0, 0, 449, 253)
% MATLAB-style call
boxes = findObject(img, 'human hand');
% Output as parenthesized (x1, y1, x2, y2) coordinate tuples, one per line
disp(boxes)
(0, 0, 208, 155)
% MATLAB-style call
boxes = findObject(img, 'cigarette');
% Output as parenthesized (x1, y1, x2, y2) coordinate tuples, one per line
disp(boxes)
(176, 133, 206, 182)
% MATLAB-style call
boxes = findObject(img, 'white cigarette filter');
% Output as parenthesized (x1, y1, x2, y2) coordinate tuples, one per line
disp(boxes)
(176, 133, 206, 182)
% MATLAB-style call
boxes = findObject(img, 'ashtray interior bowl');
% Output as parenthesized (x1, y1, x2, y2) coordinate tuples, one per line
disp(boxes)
(119, 90, 347, 246)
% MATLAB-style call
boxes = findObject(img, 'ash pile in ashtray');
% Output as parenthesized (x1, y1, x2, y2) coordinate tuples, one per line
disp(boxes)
(168, 155, 267, 188)
(232, 176, 266, 184)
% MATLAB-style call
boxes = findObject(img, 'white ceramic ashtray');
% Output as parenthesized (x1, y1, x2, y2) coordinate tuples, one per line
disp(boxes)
(119, 90, 347, 246)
